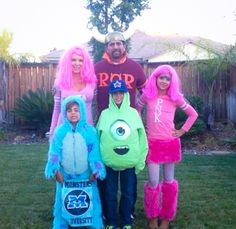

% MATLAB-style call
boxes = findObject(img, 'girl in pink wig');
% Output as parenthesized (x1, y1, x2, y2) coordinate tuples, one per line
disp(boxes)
(49, 46, 97, 137)
(136, 65, 198, 229)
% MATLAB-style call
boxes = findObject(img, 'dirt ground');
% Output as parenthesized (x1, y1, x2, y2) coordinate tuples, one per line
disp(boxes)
(1, 122, 236, 154)
(182, 121, 236, 154)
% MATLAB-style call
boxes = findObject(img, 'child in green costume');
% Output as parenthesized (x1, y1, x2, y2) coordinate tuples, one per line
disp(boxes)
(96, 79, 148, 229)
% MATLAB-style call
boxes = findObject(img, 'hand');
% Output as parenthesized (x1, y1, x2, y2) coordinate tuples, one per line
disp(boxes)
(90, 161, 106, 180)
(135, 163, 144, 175)
(172, 128, 186, 138)
(89, 173, 97, 181)
(55, 171, 64, 183)
(135, 167, 141, 175)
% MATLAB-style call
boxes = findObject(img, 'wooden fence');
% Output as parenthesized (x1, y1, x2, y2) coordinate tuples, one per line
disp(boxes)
(0, 62, 57, 123)
(0, 61, 236, 124)
(143, 62, 235, 122)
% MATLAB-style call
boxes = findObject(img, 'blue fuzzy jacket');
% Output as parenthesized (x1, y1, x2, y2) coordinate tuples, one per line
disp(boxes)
(45, 95, 106, 181)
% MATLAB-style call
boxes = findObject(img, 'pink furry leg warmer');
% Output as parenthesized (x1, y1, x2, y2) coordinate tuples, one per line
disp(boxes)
(159, 179, 179, 221)
(143, 182, 161, 218)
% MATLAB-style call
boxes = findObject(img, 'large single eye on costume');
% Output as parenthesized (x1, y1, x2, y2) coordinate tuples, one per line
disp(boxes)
(110, 120, 131, 140)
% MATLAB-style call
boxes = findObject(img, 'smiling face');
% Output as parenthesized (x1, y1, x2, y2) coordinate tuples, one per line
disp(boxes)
(106, 40, 126, 61)
(71, 53, 83, 74)
(112, 91, 124, 107)
(156, 74, 171, 95)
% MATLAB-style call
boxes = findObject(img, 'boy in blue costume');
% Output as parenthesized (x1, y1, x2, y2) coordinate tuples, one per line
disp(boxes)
(45, 95, 106, 229)
(96, 80, 148, 229)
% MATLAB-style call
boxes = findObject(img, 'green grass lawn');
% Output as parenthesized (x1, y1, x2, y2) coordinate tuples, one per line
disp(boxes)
(0, 144, 236, 229)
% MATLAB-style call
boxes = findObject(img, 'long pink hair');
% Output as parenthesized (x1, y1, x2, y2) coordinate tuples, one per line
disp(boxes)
(142, 65, 183, 101)
(54, 46, 96, 89)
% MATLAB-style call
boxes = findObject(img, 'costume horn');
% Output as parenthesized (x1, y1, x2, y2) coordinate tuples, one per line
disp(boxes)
(123, 28, 134, 40)
(92, 28, 106, 43)
(92, 28, 134, 44)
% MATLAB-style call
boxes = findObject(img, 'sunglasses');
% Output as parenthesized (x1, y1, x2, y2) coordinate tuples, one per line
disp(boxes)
(159, 75, 171, 81)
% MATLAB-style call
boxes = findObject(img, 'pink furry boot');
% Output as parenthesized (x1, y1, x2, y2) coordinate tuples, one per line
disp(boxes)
(143, 183, 161, 229)
(159, 180, 178, 229)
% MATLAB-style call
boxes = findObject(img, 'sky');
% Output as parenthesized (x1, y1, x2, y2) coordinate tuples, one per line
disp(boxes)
(0, 0, 236, 57)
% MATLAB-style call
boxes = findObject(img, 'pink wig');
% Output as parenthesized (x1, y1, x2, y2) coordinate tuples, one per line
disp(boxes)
(142, 65, 183, 101)
(54, 46, 96, 89)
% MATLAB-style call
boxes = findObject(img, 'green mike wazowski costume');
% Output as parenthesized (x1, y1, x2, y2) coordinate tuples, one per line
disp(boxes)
(96, 79, 148, 228)
(96, 83, 148, 174)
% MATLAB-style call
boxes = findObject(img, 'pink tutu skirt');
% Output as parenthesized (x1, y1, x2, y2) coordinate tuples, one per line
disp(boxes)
(146, 138, 181, 164)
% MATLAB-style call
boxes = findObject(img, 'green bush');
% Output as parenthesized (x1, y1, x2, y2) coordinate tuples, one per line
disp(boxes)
(175, 95, 206, 136)
(12, 88, 53, 132)
(0, 128, 7, 141)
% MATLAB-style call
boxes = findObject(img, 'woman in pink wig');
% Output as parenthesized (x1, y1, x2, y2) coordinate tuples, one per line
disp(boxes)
(136, 65, 198, 229)
(49, 46, 97, 137)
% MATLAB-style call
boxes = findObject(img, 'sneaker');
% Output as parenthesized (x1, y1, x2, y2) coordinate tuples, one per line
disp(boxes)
(103, 215, 107, 223)
(131, 213, 136, 218)
(131, 213, 136, 223)
(123, 225, 132, 229)
(105, 226, 116, 229)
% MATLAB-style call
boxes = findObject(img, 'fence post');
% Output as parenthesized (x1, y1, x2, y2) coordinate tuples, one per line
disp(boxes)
(0, 61, 7, 124)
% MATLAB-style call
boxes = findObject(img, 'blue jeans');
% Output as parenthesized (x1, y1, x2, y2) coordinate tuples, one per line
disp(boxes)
(105, 166, 136, 227)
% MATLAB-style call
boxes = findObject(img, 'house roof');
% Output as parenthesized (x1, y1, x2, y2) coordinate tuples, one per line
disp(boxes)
(40, 49, 64, 63)
(41, 30, 230, 63)
(128, 30, 229, 62)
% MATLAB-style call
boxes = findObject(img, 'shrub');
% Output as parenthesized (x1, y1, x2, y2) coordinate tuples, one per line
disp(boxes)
(0, 128, 7, 141)
(12, 88, 53, 132)
(175, 95, 206, 136)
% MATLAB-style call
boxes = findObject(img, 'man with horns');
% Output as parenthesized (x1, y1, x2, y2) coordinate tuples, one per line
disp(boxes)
(93, 30, 147, 118)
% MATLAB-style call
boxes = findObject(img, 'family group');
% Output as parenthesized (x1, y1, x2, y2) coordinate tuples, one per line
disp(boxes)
(45, 31, 198, 229)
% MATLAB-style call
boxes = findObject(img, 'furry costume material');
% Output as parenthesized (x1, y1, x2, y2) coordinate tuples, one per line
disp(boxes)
(96, 86, 148, 227)
(137, 65, 198, 224)
(49, 84, 95, 136)
(147, 138, 181, 164)
(96, 91, 148, 174)
(159, 180, 179, 221)
(45, 95, 106, 229)
(143, 183, 161, 218)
